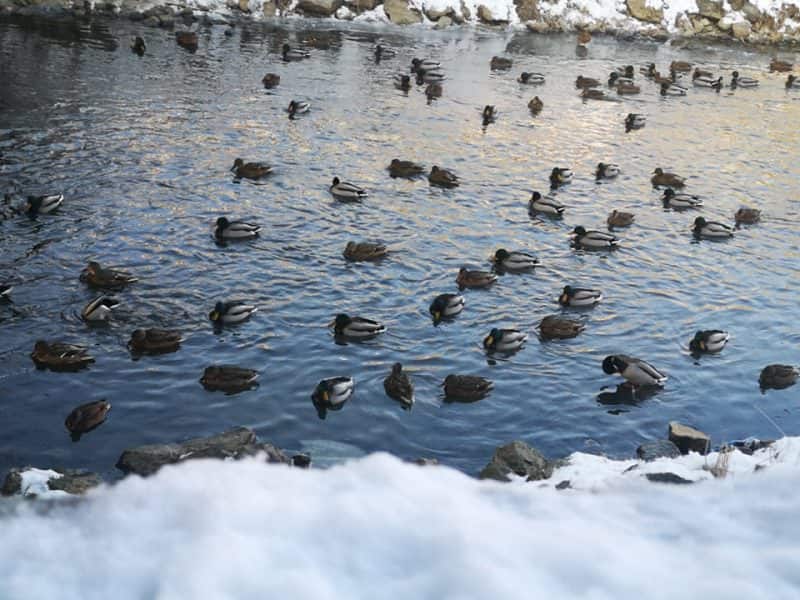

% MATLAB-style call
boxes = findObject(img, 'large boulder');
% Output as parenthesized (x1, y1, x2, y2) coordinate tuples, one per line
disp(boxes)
(477, 4, 509, 24)
(296, 0, 342, 16)
(696, 0, 724, 20)
(636, 440, 681, 462)
(479, 440, 553, 482)
(668, 422, 711, 455)
(742, 2, 763, 23)
(732, 19, 752, 39)
(729, 0, 745, 9)
(434, 15, 452, 29)
(626, 0, 663, 24)
(384, 0, 422, 24)
(2, 467, 102, 497)
(514, 0, 538, 21)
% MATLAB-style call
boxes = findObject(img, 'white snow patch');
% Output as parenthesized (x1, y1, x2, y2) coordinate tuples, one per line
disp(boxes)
(16, 468, 69, 499)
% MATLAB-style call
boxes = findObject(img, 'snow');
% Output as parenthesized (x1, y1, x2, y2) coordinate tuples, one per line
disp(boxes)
(16, 468, 69, 499)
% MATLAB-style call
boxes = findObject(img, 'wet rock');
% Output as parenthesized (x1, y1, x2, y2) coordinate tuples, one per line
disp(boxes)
(383, 0, 422, 24)
(434, 15, 452, 29)
(729, 0, 745, 9)
(668, 422, 711, 455)
(477, 4, 508, 25)
(414, 457, 439, 466)
(626, 0, 663, 24)
(742, 2, 763, 24)
(460, 0, 471, 21)
(143, 15, 160, 27)
(425, 6, 451, 20)
(526, 20, 550, 33)
(637, 440, 681, 462)
(479, 440, 553, 482)
(696, 0, 724, 21)
(335, 5, 354, 19)
(646, 472, 694, 485)
(346, 0, 380, 12)
(291, 454, 312, 468)
(555, 480, 571, 490)
(2, 467, 102, 496)
(732, 20, 752, 40)
(514, 0, 538, 22)
(158, 14, 175, 28)
(731, 439, 774, 456)
(297, 0, 341, 16)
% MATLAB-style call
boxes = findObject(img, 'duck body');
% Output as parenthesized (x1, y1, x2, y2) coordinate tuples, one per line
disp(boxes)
(31, 340, 94, 371)
(330, 177, 367, 201)
(735, 207, 761, 225)
(693, 217, 733, 239)
(759, 364, 798, 390)
(65, 400, 111, 437)
(214, 217, 260, 240)
(652, 168, 685, 188)
(607, 210, 635, 228)
(731, 71, 758, 88)
(571, 226, 618, 249)
(671, 61, 692, 73)
(411, 58, 440, 73)
(428, 166, 459, 188)
(384, 363, 414, 408)
(608, 72, 634, 87)
(689, 330, 730, 354)
(231, 158, 272, 180)
(493, 249, 538, 272)
(660, 82, 687, 96)
(394, 74, 411, 91)
(456, 267, 497, 289)
(550, 167, 573, 188)
(430, 293, 465, 324)
(388, 159, 425, 178)
(25, 194, 63, 216)
(282, 43, 309, 61)
(312, 376, 354, 418)
(693, 74, 723, 90)
(518, 72, 545, 85)
(82, 295, 120, 322)
(528, 96, 543, 115)
(175, 31, 198, 51)
(200, 365, 258, 393)
(603, 354, 667, 386)
(596, 162, 620, 179)
(425, 83, 443, 100)
(287, 100, 310, 117)
(330, 314, 385, 339)
(128, 329, 183, 355)
(417, 70, 445, 85)
(539, 315, 584, 340)
(581, 89, 608, 100)
(576, 76, 600, 89)
(616, 83, 641, 95)
(343, 241, 387, 262)
(662, 188, 702, 209)
(529, 191, 564, 216)
(559, 285, 602, 307)
(209, 301, 257, 325)
(443, 374, 493, 402)
(80, 261, 138, 290)
(483, 328, 527, 353)
(625, 113, 646, 130)
(490, 56, 512, 71)
(770, 58, 793, 72)
(262, 73, 280, 89)
(482, 105, 497, 125)
(786, 75, 800, 89)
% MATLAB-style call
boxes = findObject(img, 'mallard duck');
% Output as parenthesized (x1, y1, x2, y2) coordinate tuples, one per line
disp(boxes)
(482, 105, 497, 125)
(411, 58, 440, 73)
(80, 261, 138, 290)
(670, 60, 692, 73)
(0, 284, 11, 299)
(493, 249, 538, 272)
(30, 340, 94, 371)
(640, 63, 656, 77)
(652, 168, 685, 188)
(394, 74, 412, 91)
(428, 166, 459, 188)
(735, 207, 761, 225)
(770, 58, 793, 72)
(200, 365, 258, 393)
(384, 363, 414, 408)
(608, 72, 634, 87)
(329, 314, 385, 339)
(128, 329, 183, 355)
(287, 100, 310, 118)
(693, 67, 713, 79)
(518, 72, 545, 84)
(442, 374, 493, 402)
(662, 188, 701, 209)
(693, 217, 733, 239)
(759, 364, 798, 390)
(660, 82, 687, 96)
(429, 293, 465, 324)
(261, 73, 280, 89)
(175, 31, 198, 51)
(282, 43, 309, 61)
(730, 71, 758, 88)
(581, 89, 608, 100)
(528, 96, 543, 115)
(490, 56, 512, 71)
(550, 167, 572, 188)
(559, 285, 602, 307)
(456, 267, 496, 289)
(330, 177, 367, 201)
(576, 76, 600, 89)
(312, 376, 354, 418)
(653, 71, 673, 85)
(209, 301, 257, 325)
(214, 217, 260, 240)
(375, 44, 396, 61)
(693, 74, 723, 90)
(616, 83, 641, 95)
(689, 330, 729, 354)
(483, 328, 527, 353)
(602, 355, 667, 387)
(538, 315, 584, 340)
(388, 159, 424, 178)
(425, 83, 443, 100)
(596, 162, 620, 179)
(417, 70, 445, 85)
(571, 226, 618, 249)
(25, 194, 63, 216)
(343, 241, 387, 262)
(786, 74, 800, 89)
(65, 400, 111, 437)
(607, 210, 635, 228)
(131, 36, 145, 56)
(82, 295, 120, 322)
(625, 113, 646, 131)
(529, 191, 564, 216)
(619, 65, 635, 78)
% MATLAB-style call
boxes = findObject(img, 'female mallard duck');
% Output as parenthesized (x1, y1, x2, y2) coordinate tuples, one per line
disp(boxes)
(660, 82, 687, 96)
(282, 43, 309, 61)
(490, 56, 512, 71)
(576, 76, 600, 89)
(200, 365, 258, 393)
(330, 177, 367, 200)
(82, 295, 120, 322)
(429, 293, 465, 324)
(662, 188, 702, 209)
(693, 217, 733, 239)
(411, 58, 440, 73)
(529, 191, 564, 217)
(693, 74, 723, 90)
(80, 261, 138, 290)
(616, 83, 641, 95)
(175, 31, 198, 51)
(607, 210, 635, 228)
(428, 166, 459, 188)
(214, 217, 260, 241)
(693, 67, 713, 79)
(231, 158, 272, 180)
(417, 70, 445, 85)
(608, 72, 634, 87)
(330, 314, 386, 339)
(786, 74, 800, 89)
(735, 207, 761, 225)
(559, 285, 602, 307)
(730, 71, 758, 88)
(538, 315, 584, 340)
(625, 113, 646, 131)
(652, 168, 685, 188)
(596, 162, 620, 179)
(65, 400, 111, 437)
(25, 194, 63, 216)
(770, 58, 793, 72)
(518, 72, 545, 85)
(394, 74, 411, 91)
(482, 105, 497, 125)
(670, 60, 692, 73)
(528, 96, 543, 115)
(759, 364, 798, 390)
(550, 167, 572, 188)
(602, 355, 667, 387)
(31, 340, 94, 371)
(209, 301, 257, 325)
(493, 249, 538, 272)
(456, 267, 496, 289)
(425, 83, 443, 100)
(689, 330, 729, 354)
(483, 328, 527, 353)
(375, 44, 396, 61)
(128, 328, 183, 355)
(571, 226, 618, 249)
(287, 100, 310, 118)
(312, 376, 354, 418)
(388, 159, 424, 178)
(262, 73, 280, 89)
(343, 241, 387, 262)
(384, 363, 414, 408)
(581, 89, 608, 100)
(442, 374, 493, 402)
(131, 36, 145, 56)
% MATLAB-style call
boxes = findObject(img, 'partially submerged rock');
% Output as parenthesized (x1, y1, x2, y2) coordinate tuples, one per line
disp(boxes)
(479, 440, 553, 482)
(668, 422, 711, 455)
(383, 0, 422, 25)
(636, 439, 681, 462)
(2, 467, 102, 497)
(645, 472, 694, 485)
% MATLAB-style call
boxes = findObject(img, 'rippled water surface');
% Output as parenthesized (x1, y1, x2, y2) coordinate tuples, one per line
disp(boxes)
(1, 15, 799, 479)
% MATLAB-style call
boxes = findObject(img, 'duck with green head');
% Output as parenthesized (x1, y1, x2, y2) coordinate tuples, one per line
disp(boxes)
(429, 293, 464, 325)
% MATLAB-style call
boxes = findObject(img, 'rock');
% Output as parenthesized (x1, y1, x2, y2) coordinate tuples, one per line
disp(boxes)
(477, 4, 508, 25)
(434, 15, 452, 29)
(514, 0, 538, 21)
(645, 472, 694, 484)
(158, 14, 175, 28)
(2, 467, 102, 496)
(296, 0, 342, 17)
(383, 0, 422, 24)
(637, 440, 681, 462)
(668, 422, 711, 455)
(143, 15, 160, 27)
(526, 19, 549, 33)
(729, 0, 745, 9)
(291, 454, 312, 468)
(626, 0, 663, 24)
(335, 5, 354, 18)
(732, 19, 752, 40)
(696, 0, 724, 20)
(347, 0, 379, 11)
(742, 2, 762, 24)
(1, 470, 21, 496)
(460, 0, 470, 21)
(237, 0, 250, 12)
(414, 457, 439, 466)
(555, 480, 571, 490)
(478, 440, 552, 482)
(263, 0, 276, 16)
(717, 15, 734, 32)
(425, 6, 451, 20)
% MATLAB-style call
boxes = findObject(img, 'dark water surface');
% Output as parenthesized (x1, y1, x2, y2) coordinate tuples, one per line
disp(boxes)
(1, 15, 799, 479)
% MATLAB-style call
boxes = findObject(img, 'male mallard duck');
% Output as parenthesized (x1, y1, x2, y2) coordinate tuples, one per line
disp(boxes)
(214, 217, 260, 241)
(131, 36, 145, 56)
(330, 177, 367, 201)
(312, 376, 354, 418)
(128, 329, 183, 355)
(689, 330, 729, 354)
(330, 313, 385, 339)
(375, 44, 396, 61)
(596, 162, 620, 179)
(200, 365, 258, 393)
(571, 226, 618, 249)
(662, 188, 702, 209)
(730, 71, 758, 88)
(209, 301, 257, 325)
(411, 58, 440, 73)
(282, 43, 309, 61)
(618, 65, 635, 78)
(608, 72, 634, 87)
(693, 74, 723, 90)
(175, 31, 198, 51)
(493, 249, 537, 272)
(518, 72, 545, 84)
(429, 293, 465, 324)
(652, 168, 685, 188)
(786, 74, 800, 89)
(538, 315, 584, 340)
(483, 328, 527, 353)
(529, 191, 564, 216)
(287, 100, 311, 118)
(482, 105, 497, 125)
(25, 194, 63, 216)
(490, 56, 512, 71)
(759, 364, 798, 390)
(625, 113, 646, 131)
(735, 207, 761, 225)
(418, 69, 445, 84)
(388, 159, 424, 178)
(262, 73, 280, 89)
(550, 167, 572, 188)
(660, 82, 687, 96)
(770, 58, 793, 72)
(428, 166, 459, 188)
(82, 295, 120, 322)
(80, 261, 138, 290)
(528, 96, 544, 115)
(456, 267, 496, 289)
(384, 363, 414, 408)
(607, 210, 635, 228)
(670, 60, 692, 73)
(343, 241, 387, 262)
(602, 355, 667, 387)
(616, 83, 641, 95)
(559, 285, 602, 307)
(65, 400, 111, 437)
(30, 340, 94, 371)
(394, 74, 412, 91)
(442, 374, 493, 402)
(693, 217, 733, 239)
(575, 76, 600, 89)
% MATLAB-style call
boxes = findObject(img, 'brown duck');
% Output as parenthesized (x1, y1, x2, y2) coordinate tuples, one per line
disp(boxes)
(759, 365, 798, 390)
(670, 60, 692, 73)
(528, 96, 543, 115)
(80, 261, 138, 290)
(383, 363, 414, 408)
(175, 31, 198, 52)
(456, 267, 497, 289)
(651, 168, 685, 188)
(428, 166, 459, 188)
(343, 241, 388, 262)
(31, 340, 95, 372)
(231, 158, 272, 180)
(616, 83, 640, 95)
(65, 400, 111, 438)
(490, 56, 512, 71)
(576, 76, 600, 89)
(607, 210, 635, 228)
(128, 329, 183, 355)
(538, 315, 584, 340)
(442, 374, 493, 402)
(770, 58, 793, 72)
(388, 159, 425, 178)
(262, 73, 280, 89)
(200, 366, 259, 393)
(425, 83, 442, 100)
(581, 89, 608, 100)
(735, 208, 761, 225)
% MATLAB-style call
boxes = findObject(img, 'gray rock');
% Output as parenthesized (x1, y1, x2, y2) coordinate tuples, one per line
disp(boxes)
(460, 0, 470, 21)
(346, 0, 380, 12)
(637, 440, 681, 462)
(425, 6, 451, 20)
(158, 14, 175, 28)
(626, 0, 663, 24)
(143, 15, 160, 27)
(413, 457, 439, 466)
(742, 2, 762, 24)
(477, 4, 508, 25)
(668, 422, 711, 455)
(479, 440, 552, 482)
(383, 0, 422, 24)
(696, 0, 724, 20)
(555, 480, 571, 490)
(2, 467, 102, 496)
(434, 15, 452, 29)
(1, 470, 21, 496)
(729, 0, 745, 9)
(732, 19, 752, 40)
(514, 0, 538, 22)
(646, 472, 694, 484)
(296, 0, 342, 16)
(262, 0, 277, 16)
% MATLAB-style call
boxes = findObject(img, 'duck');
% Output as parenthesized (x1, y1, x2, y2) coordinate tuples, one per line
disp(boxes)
(689, 330, 730, 354)
(80, 261, 138, 290)
(607, 210, 635, 228)
(581, 89, 608, 100)
(175, 31, 198, 52)
(518, 72, 545, 85)
(483, 328, 527, 353)
(312, 376, 354, 418)
(693, 74, 723, 90)
(528, 96, 544, 115)
(770, 58, 793, 72)
(330, 177, 367, 201)
(617, 64, 635, 78)
(602, 355, 667, 387)
(131, 36, 145, 56)
(231, 159, 272, 180)
(482, 105, 497, 125)
(693, 67, 713, 79)
(550, 167, 572, 188)
(662, 188, 702, 210)
(128, 328, 183, 355)
(571, 226, 618, 249)
(411, 58, 440, 73)
(653, 71, 673, 85)
(343, 241, 388, 262)
(640, 63, 656, 77)
(625, 113, 646, 131)
(282, 43, 309, 61)
(24, 194, 63, 216)
(428, 166, 459, 188)
(652, 168, 685, 188)
(575, 76, 600, 89)
(214, 217, 261, 241)
(442, 374, 493, 402)
(693, 217, 733, 239)
(209, 301, 257, 325)
(529, 191, 564, 217)
(660, 82, 687, 96)
(375, 44, 396, 61)
(425, 83, 443, 100)
(670, 60, 692, 73)
(759, 364, 798, 390)
(30, 340, 95, 371)
(735, 207, 761, 225)
(0, 284, 11, 299)
(538, 315, 584, 340)
(786, 74, 800, 89)
(490, 56, 512, 71)
(493, 249, 538, 272)
(730, 71, 758, 88)
(82, 295, 120, 322)
(417, 70, 445, 85)
(596, 162, 620, 180)
(616, 83, 641, 95)
(200, 365, 259, 393)
(456, 267, 497, 289)
(388, 159, 425, 178)
(577, 30, 592, 45)
(429, 293, 465, 324)
(394, 74, 411, 91)
(558, 285, 602, 307)
(608, 72, 634, 87)
(65, 400, 111, 437)
(261, 73, 280, 89)
(383, 363, 414, 408)
(287, 100, 310, 118)
(329, 314, 385, 339)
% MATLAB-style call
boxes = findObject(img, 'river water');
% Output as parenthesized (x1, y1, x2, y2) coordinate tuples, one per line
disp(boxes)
(1, 14, 799, 480)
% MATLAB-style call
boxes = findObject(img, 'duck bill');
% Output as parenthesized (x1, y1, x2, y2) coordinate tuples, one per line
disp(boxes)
(432, 311, 441, 324)
(209, 311, 219, 321)
(558, 293, 568, 304)
(484, 335, 494, 348)
(321, 391, 329, 402)
(326, 319, 336, 328)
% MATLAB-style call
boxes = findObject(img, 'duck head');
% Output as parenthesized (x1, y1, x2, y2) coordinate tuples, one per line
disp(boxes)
(32, 340, 50, 355)
(572, 225, 587, 237)
(530, 191, 542, 202)
(609, 72, 619, 85)
(231, 158, 244, 171)
(209, 301, 225, 322)
(602, 355, 622, 374)
(520, 72, 530, 83)
(788, 75, 797, 87)
(288, 100, 297, 116)
(653, 168, 664, 176)
(660, 82, 669, 95)
(624, 65, 634, 78)
(494, 248, 510, 263)
(429, 296, 447, 324)
(131, 329, 147, 344)
(282, 43, 291, 57)
(329, 313, 351, 332)
(332, 177, 340, 186)
(391, 363, 403, 376)
(689, 331, 707, 352)
(693, 217, 707, 230)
